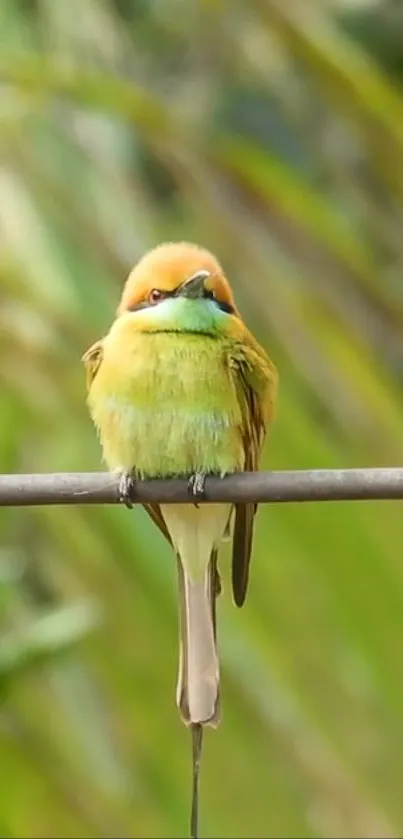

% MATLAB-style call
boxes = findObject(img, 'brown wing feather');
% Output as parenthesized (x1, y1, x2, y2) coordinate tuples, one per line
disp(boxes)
(229, 338, 277, 607)
(232, 503, 255, 606)
(82, 340, 172, 546)
(144, 503, 172, 545)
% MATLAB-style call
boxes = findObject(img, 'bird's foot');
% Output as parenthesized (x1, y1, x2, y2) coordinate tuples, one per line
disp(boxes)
(188, 472, 207, 508)
(118, 471, 136, 509)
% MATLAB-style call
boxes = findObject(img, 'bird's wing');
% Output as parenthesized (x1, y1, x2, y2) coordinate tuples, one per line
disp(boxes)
(143, 503, 172, 546)
(228, 333, 277, 607)
(82, 339, 104, 388)
(82, 340, 172, 546)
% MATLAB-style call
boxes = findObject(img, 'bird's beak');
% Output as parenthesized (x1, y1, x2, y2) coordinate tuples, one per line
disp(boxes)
(177, 270, 210, 299)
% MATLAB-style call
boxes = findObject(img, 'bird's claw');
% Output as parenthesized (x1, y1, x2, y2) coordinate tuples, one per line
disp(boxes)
(188, 472, 207, 508)
(118, 472, 135, 509)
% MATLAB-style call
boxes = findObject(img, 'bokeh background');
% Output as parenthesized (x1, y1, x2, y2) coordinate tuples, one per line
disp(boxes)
(1, 1, 403, 837)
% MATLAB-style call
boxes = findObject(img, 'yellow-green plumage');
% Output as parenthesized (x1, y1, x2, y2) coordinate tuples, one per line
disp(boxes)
(88, 327, 245, 479)
(83, 250, 277, 730)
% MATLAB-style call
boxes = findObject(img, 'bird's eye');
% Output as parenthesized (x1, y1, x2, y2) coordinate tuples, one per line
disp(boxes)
(204, 288, 216, 301)
(149, 289, 164, 304)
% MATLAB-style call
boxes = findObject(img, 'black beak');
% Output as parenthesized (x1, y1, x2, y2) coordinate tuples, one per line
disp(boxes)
(177, 270, 210, 299)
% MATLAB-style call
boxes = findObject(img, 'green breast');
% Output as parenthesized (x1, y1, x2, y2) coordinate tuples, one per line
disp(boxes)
(92, 332, 244, 477)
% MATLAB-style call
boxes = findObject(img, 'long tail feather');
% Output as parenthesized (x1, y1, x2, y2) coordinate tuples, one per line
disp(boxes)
(176, 552, 220, 726)
(190, 723, 203, 839)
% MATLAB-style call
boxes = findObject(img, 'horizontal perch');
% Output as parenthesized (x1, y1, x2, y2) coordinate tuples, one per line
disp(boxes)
(0, 468, 403, 507)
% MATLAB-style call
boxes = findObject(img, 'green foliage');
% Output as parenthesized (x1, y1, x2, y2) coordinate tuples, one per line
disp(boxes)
(1, 1, 403, 836)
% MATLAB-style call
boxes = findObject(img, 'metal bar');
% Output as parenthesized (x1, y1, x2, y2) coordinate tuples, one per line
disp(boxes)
(0, 468, 403, 507)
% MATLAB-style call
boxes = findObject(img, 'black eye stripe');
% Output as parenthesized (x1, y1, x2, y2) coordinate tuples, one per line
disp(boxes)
(216, 299, 234, 314)
(203, 289, 234, 314)
(127, 290, 174, 312)
(127, 287, 234, 314)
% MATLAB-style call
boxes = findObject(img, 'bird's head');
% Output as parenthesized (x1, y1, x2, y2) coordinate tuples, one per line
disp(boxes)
(116, 242, 239, 335)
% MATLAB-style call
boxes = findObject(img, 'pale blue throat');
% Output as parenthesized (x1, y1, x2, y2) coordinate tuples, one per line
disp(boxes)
(130, 296, 228, 334)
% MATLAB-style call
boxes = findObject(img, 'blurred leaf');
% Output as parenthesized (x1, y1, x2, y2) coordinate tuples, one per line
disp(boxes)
(0, 599, 101, 681)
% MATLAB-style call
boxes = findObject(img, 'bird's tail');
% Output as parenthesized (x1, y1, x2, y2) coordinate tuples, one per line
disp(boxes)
(176, 550, 221, 727)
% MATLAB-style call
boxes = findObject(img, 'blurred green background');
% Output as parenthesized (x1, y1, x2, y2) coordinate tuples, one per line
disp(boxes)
(1, 0, 403, 836)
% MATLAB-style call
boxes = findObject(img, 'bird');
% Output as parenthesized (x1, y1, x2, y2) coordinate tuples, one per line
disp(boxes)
(82, 242, 277, 836)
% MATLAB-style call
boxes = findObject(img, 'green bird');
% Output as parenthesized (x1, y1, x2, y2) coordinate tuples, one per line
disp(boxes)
(83, 241, 277, 835)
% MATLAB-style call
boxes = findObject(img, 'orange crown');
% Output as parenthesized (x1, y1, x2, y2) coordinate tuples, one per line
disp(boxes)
(117, 242, 238, 316)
